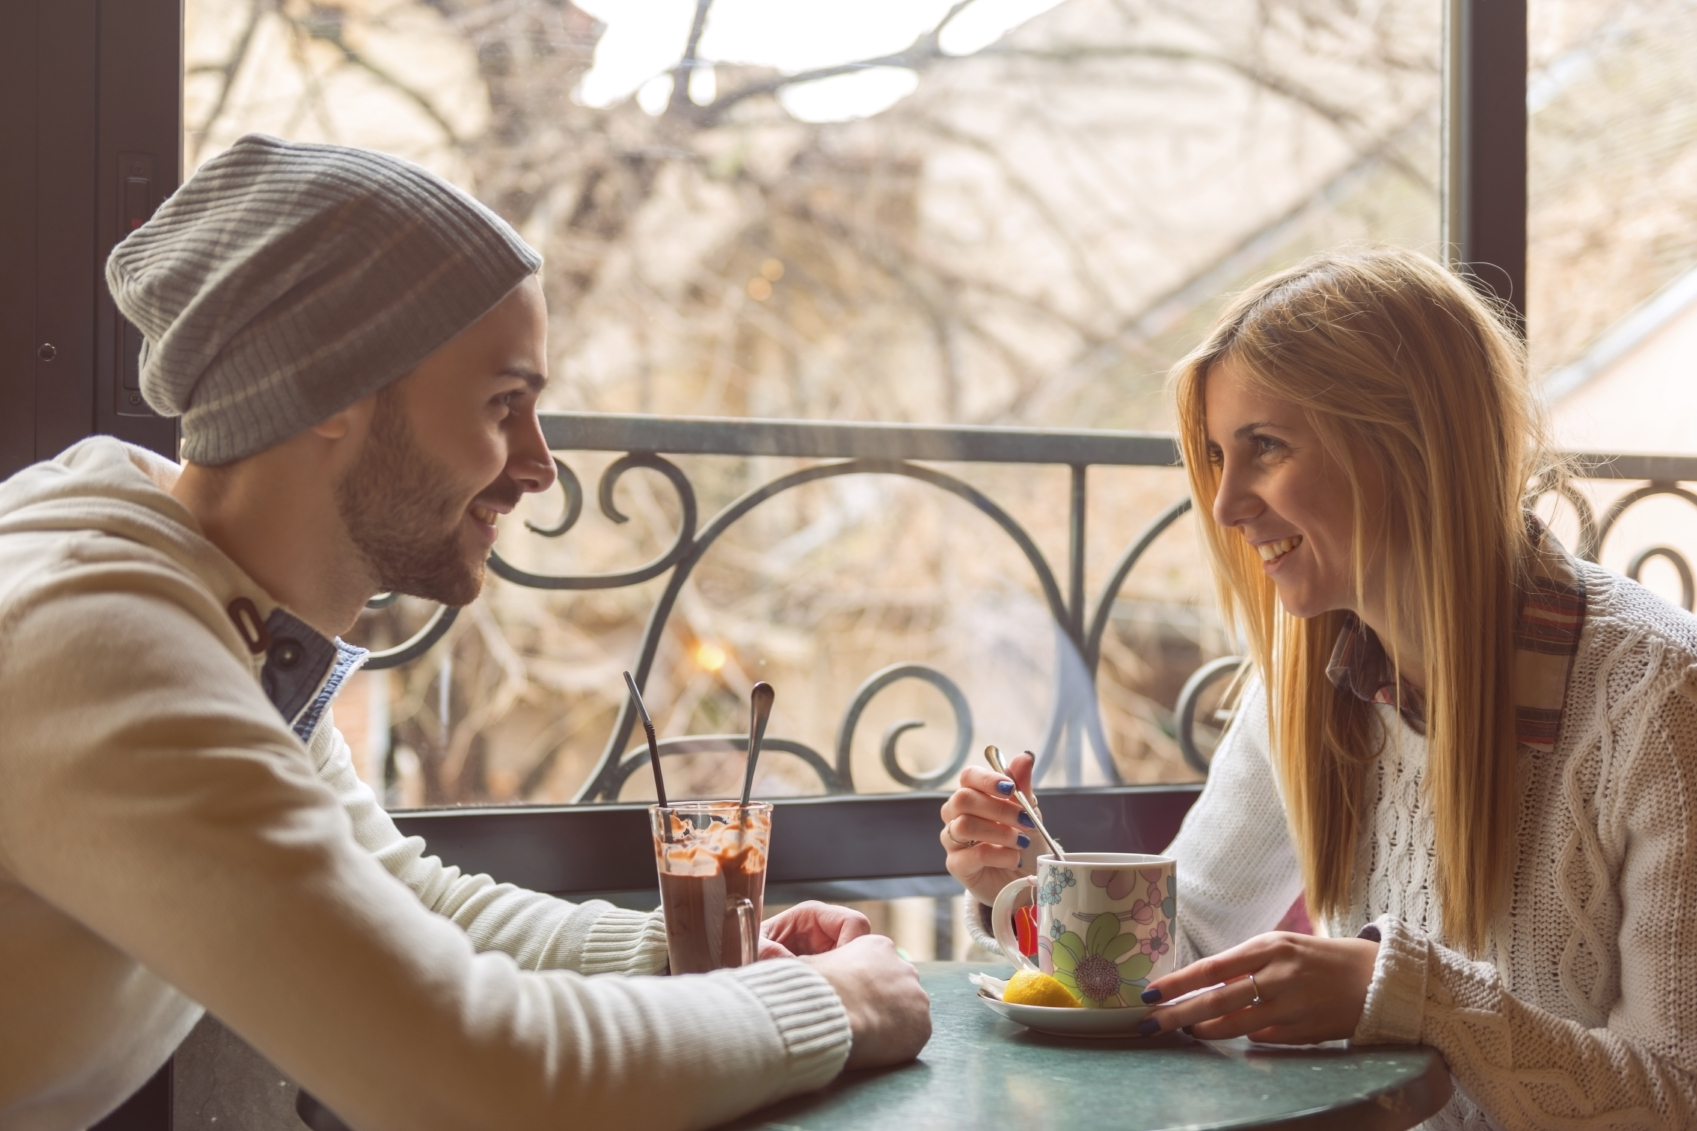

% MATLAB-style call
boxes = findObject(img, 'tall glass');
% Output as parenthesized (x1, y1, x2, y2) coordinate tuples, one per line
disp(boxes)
(649, 801, 772, 974)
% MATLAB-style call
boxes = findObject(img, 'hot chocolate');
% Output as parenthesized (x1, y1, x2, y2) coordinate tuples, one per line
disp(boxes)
(657, 846, 765, 973)
(650, 801, 773, 974)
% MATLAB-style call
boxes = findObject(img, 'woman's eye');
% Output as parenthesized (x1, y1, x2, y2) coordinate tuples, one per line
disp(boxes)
(1254, 435, 1282, 456)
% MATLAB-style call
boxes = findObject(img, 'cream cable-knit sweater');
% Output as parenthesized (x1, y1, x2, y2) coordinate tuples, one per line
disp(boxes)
(1167, 561, 1697, 1129)
(0, 439, 850, 1131)
(968, 561, 1696, 1128)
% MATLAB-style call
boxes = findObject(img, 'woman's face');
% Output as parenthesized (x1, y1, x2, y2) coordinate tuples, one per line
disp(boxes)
(1202, 355, 1364, 620)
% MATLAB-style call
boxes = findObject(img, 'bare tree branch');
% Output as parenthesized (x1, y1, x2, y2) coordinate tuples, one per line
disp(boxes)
(906, 112, 1118, 319)
(685, 0, 984, 126)
(981, 42, 1368, 134)
(667, 0, 716, 116)
(188, 0, 264, 164)
(284, 11, 466, 148)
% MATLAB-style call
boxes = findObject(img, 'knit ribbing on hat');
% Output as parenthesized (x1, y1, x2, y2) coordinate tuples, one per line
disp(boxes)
(106, 134, 542, 465)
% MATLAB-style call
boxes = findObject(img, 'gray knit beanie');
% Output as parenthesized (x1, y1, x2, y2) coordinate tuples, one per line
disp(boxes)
(107, 134, 542, 465)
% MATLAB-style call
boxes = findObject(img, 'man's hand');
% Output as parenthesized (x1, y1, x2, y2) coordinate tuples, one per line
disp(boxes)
(759, 900, 872, 959)
(801, 935, 932, 1070)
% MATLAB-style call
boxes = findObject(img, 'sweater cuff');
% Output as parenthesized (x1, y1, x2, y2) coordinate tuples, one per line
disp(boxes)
(1351, 914, 1428, 1046)
(965, 900, 1007, 959)
(577, 907, 670, 976)
(729, 960, 852, 1093)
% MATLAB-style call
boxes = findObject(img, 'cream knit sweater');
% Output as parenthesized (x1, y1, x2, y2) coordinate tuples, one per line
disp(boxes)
(1167, 562, 1697, 1129)
(0, 439, 850, 1131)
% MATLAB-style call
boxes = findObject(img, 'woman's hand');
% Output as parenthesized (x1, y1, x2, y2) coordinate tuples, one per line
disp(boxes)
(939, 751, 1039, 907)
(1135, 931, 1379, 1044)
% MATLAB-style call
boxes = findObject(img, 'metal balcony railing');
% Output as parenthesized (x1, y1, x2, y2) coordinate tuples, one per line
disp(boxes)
(365, 413, 1697, 808)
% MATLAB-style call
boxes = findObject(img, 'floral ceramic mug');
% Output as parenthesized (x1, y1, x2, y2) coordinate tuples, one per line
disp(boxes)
(991, 853, 1178, 1009)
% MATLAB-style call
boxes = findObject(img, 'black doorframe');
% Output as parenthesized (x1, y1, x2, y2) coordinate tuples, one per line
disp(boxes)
(0, 0, 179, 484)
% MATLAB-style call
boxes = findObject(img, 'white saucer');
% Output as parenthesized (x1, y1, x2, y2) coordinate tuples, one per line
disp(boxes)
(970, 971, 1155, 1039)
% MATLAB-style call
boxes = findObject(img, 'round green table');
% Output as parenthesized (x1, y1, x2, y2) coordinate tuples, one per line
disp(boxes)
(725, 962, 1451, 1130)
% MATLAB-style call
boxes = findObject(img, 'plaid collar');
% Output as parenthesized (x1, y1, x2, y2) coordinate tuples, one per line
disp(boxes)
(1326, 613, 1428, 733)
(1324, 517, 1587, 754)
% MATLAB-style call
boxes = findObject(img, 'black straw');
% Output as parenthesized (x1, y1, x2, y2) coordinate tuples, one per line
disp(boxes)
(624, 671, 667, 809)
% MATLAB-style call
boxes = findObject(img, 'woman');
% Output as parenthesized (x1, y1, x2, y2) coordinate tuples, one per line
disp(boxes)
(941, 247, 1697, 1129)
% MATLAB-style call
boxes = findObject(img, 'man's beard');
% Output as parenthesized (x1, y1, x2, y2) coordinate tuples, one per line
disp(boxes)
(335, 392, 495, 607)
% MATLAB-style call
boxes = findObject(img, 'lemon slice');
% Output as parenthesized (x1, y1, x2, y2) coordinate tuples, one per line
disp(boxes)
(1002, 969, 1080, 1008)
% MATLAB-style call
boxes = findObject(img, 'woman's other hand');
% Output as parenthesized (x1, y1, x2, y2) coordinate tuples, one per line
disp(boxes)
(1135, 931, 1379, 1044)
(939, 750, 1039, 907)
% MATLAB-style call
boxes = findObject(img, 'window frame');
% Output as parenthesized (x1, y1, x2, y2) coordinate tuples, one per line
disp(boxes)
(2, 0, 1528, 890)
(3, 4, 1528, 1124)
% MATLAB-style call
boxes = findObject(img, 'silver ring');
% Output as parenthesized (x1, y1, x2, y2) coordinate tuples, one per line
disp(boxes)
(1247, 972, 1263, 1008)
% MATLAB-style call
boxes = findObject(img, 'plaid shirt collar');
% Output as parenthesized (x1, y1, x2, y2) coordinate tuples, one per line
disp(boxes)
(1326, 613, 1428, 733)
(1324, 516, 1587, 753)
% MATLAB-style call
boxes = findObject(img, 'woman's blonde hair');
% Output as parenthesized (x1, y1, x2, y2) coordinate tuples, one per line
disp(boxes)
(1172, 246, 1546, 954)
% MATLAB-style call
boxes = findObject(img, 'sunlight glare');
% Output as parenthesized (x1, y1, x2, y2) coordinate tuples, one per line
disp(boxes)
(693, 640, 729, 673)
(937, 0, 1068, 56)
(777, 67, 920, 123)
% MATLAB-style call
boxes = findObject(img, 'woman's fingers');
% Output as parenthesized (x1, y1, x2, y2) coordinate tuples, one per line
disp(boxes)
(1137, 975, 1259, 1036)
(941, 780, 1026, 827)
(1142, 936, 1275, 1004)
(939, 832, 1021, 872)
(956, 765, 1023, 801)
(1005, 750, 1035, 795)
(1187, 1008, 1281, 1042)
(948, 812, 1031, 850)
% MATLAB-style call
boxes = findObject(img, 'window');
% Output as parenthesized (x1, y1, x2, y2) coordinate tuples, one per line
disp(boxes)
(182, 0, 1444, 814)
(1532, 0, 1697, 615)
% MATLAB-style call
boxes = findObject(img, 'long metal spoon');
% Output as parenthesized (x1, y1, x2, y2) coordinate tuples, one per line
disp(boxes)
(985, 745, 1067, 860)
(623, 670, 667, 809)
(739, 682, 775, 809)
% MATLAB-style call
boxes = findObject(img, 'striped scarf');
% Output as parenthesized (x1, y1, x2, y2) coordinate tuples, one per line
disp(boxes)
(1324, 517, 1587, 754)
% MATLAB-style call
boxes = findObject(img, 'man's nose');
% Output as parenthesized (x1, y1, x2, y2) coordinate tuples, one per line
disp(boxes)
(509, 412, 557, 495)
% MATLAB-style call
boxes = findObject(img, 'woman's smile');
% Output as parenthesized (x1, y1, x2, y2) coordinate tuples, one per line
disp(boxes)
(1255, 534, 1304, 567)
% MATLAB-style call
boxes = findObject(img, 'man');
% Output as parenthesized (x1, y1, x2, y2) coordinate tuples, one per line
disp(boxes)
(0, 134, 929, 1131)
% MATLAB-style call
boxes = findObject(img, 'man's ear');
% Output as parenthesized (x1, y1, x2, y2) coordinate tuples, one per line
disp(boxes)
(311, 392, 379, 442)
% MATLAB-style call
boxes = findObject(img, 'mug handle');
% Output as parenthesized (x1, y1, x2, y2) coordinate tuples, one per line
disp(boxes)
(731, 897, 758, 967)
(991, 875, 1039, 971)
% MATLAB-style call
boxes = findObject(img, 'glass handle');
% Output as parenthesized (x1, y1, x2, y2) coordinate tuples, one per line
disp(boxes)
(732, 897, 758, 967)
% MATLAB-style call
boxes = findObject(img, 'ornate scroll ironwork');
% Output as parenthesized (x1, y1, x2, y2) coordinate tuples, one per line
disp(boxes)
(359, 417, 1697, 797)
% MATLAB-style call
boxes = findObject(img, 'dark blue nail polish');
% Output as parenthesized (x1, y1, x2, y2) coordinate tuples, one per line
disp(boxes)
(995, 780, 1014, 795)
(1017, 811, 1035, 827)
(1016, 834, 1031, 848)
(1140, 987, 1162, 1004)
(1136, 1018, 1161, 1037)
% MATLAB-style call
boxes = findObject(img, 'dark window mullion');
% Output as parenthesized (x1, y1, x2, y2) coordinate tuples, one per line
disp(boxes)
(1445, 0, 1530, 329)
